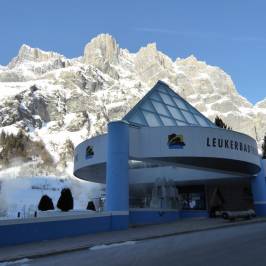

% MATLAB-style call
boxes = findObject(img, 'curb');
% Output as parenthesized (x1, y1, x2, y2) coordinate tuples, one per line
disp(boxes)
(1, 218, 266, 262)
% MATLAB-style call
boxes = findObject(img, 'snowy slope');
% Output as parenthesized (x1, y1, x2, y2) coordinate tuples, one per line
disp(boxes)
(0, 174, 101, 218)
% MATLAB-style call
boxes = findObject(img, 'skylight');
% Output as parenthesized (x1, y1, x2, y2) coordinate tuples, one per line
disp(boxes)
(123, 81, 216, 128)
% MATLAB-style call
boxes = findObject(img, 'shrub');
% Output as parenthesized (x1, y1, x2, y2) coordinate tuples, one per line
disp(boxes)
(38, 195, 54, 211)
(86, 201, 96, 211)
(57, 188, 74, 212)
(262, 135, 266, 159)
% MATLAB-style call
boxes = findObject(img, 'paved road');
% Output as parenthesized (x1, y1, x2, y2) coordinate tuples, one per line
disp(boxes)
(9, 222, 266, 266)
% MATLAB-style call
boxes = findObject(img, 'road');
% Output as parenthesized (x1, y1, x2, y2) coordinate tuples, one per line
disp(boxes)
(9, 222, 266, 266)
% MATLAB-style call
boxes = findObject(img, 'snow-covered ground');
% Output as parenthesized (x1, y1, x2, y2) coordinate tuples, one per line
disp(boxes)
(0, 174, 103, 218)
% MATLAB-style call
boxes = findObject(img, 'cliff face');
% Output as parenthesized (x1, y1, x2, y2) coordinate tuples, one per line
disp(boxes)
(0, 33, 264, 177)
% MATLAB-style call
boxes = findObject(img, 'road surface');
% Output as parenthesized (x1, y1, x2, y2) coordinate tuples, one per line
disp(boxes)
(7, 222, 266, 266)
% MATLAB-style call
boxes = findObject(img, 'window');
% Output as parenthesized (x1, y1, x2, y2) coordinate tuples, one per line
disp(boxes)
(160, 116, 176, 126)
(159, 92, 174, 106)
(152, 100, 169, 116)
(173, 97, 188, 110)
(179, 186, 206, 210)
(167, 105, 185, 121)
(142, 111, 161, 127)
(181, 110, 197, 124)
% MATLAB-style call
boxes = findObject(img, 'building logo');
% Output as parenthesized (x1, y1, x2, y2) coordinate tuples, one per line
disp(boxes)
(86, 145, 94, 159)
(168, 134, 185, 149)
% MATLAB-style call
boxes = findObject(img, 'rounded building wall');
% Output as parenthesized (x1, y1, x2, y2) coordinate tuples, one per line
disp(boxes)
(74, 124, 260, 183)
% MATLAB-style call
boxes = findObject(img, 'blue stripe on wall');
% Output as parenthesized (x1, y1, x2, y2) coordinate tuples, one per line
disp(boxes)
(0, 215, 127, 247)
(129, 210, 180, 225)
(129, 210, 209, 225)
(180, 210, 209, 218)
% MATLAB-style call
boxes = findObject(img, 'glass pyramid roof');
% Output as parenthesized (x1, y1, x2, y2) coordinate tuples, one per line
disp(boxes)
(123, 81, 216, 128)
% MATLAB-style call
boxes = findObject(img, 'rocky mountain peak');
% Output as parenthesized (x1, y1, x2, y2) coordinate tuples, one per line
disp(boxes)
(176, 54, 199, 65)
(134, 42, 174, 84)
(83, 33, 120, 67)
(255, 98, 266, 109)
(8, 44, 63, 68)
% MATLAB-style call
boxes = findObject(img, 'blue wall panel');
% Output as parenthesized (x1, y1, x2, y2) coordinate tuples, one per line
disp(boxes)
(180, 210, 209, 219)
(0, 215, 113, 247)
(129, 210, 180, 225)
(129, 210, 209, 225)
(111, 215, 129, 230)
(251, 159, 266, 216)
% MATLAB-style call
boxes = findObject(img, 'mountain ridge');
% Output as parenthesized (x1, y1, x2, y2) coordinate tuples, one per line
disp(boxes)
(0, 33, 265, 178)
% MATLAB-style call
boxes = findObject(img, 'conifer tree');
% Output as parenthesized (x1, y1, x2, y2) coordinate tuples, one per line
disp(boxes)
(262, 135, 266, 159)
(38, 195, 54, 211)
(87, 201, 96, 211)
(57, 188, 74, 212)
(215, 116, 231, 130)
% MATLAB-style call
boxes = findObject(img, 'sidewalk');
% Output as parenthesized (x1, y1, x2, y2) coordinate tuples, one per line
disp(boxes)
(1, 217, 266, 262)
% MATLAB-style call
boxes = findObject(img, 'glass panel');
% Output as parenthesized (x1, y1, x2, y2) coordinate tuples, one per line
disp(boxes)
(173, 97, 188, 110)
(179, 186, 206, 210)
(160, 116, 176, 126)
(149, 92, 162, 102)
(167, 105, 185, 121)
(151, 100, 169, 116)
(141, 100, 155, 112)
(123, 82, 216, 128)
(176, 120, 188, 126)
(168, 89, 178, 97)
(128, 111, 146, 126)
(194, 114, 210, 127)
(159, 92, 174, 106)
(142, 111, 161, 127)
(181, 110, 198, 124)
(189, 107, 198, 114)
(157, 85, 168, 94)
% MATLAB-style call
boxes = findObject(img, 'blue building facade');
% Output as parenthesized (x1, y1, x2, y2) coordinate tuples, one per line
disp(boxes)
(74, 81, 266, 227)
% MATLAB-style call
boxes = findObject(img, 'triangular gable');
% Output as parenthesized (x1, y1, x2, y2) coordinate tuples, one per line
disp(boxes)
(123, 81, 216, 128)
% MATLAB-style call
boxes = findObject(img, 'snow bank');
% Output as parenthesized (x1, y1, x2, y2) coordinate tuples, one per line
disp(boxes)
(0, 175, 102, 218)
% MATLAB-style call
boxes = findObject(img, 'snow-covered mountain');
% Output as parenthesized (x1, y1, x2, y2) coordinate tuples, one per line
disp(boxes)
(0, 33, 265, 178)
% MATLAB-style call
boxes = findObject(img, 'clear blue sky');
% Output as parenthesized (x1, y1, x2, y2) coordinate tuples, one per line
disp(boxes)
(0, 0, 265, 104)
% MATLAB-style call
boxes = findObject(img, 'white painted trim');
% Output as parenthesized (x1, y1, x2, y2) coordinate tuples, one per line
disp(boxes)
(0, 212, 112, 226)
(0, 211, 131, 226)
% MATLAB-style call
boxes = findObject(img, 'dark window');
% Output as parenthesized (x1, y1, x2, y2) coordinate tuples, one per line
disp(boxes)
(179, 185, 206, 210)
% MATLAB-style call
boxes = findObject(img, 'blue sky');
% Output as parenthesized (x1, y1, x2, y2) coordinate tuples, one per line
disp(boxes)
(0, 0, 265, 104)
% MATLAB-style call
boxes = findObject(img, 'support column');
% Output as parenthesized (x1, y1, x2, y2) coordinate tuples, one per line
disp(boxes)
(106, 121, 129, 229)
(251, 159, 266, 216)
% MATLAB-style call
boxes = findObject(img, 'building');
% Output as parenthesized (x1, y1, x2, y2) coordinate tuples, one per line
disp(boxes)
(74, 81, 266, 229)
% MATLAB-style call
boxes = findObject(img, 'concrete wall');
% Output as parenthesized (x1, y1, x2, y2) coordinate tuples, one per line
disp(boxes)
(129, 209, 180, 225)
(0, 209, 211, 247)
(129, 209, 209, 225)
(0, 212, 128, 247)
